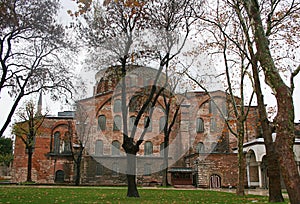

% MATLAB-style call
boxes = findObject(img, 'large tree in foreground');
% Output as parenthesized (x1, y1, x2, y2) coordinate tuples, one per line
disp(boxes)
(0, 0, 75, 137)
(193, 1, 283, 199)
(230, 1, 284, 201)
(78, 0, 197, 197)
(238, 0, 300, 203)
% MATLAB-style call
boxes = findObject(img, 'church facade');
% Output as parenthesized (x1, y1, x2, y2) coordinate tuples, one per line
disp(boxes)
(12, 65, 300, 188)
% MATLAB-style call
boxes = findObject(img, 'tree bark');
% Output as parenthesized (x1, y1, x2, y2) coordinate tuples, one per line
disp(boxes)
(243, 1, 300, 203)
(236, 121, 245, 196)
(162, 144, 169, 187)
(27, 147, 33, 182)
(75, 152, 82, 186)
(251, 60, 284, 202)
(126, 152, 139, 197)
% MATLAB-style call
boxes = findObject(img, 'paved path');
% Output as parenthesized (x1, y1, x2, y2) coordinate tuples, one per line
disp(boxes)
(203, 188, 289, 198)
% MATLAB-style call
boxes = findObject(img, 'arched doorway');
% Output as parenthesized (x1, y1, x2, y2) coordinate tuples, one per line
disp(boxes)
(210, 174, 221, 188)
(261, 155, 268, 189)
(246, 150, 260, 187)
(55, 170, 65, 183)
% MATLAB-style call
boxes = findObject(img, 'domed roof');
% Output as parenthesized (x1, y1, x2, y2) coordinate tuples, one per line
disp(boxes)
(94, 65, 166, 95)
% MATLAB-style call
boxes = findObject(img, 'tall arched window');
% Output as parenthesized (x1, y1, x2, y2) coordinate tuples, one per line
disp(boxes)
(196, 118, 204, 133)
(63, 132, 71, 153)
(221, 102, 227, 117)
(196, 142, 205, 153)
(159, 116, 166, 132)
(209, 100, 218, 114)
(112, 140, 120, 155)
(53, 131, 60, 154)
(144, 141, 153, 156)
(144, 116, 152, 132)
(210, 118, 217, 132)
(95, 140, 103, 156)
(113, 99, 122, 113)
(113, 115, 122, 131)
(129, 116, 136, 131)
(98, 115, 106, 131)
(160, 142, 165, 156)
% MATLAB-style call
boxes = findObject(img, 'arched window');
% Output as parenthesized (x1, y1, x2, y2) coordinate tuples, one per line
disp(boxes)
(210, 118, 217, 132)
(129, 96, 139, 112)
(54, 131, 60, 154)
(221, 102, 227, 117)
(209, 100, 218, 115)
(113, 115, 122, 131)
(63, 132, 71, 153)
(112, 140, 120, 155)
(196, 118, 204, 133)
(129, 116, 136, 131)
(144, 141, 153, 156)
(159, 116, 166, 132)
(98, 115, 106, 131)
(144, 116, 152, 132)
(144, 163, 151, 176)
(95, 140, 103, 156)
(160, 142, 165, 156)
(113, 99, 122, 113)
(196, 142, 205, 153)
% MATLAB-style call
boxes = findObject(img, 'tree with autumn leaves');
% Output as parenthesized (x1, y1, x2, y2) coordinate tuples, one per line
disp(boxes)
(70, 0, 300, 202)
(191, 0, 300, 202)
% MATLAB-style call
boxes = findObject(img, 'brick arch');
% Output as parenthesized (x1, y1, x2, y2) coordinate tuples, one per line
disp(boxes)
(50, 123, 71, 153)
(95, 97, 112, 117)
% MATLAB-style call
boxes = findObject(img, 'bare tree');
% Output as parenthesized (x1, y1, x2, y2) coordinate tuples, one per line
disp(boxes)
(230, 1, 284, 201)
(12, 100, 47, 182)
(0, 0, 75, 136)
(239, 1, 300, 203)
(77, 0, 199, 197)
(187, 59, 255, 196)
(68, 103, 91, 186)
(160, 78, 183, 187)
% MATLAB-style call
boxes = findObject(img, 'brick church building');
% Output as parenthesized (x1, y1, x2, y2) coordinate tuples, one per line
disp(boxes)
(12, 65, 300, 188)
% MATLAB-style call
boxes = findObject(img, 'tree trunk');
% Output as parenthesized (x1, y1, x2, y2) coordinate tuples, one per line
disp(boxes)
(244, 1, 300, 203)
(126, 153, 139, 197)
(236, 122, 245, 196)
(162, 145, 169, 187)
(75, 160, 81, 186)
(274, 90, 300, 204)
(27, 147, 33, 182)
(251, 61, 284, 202)
(0, 92, 24, 136)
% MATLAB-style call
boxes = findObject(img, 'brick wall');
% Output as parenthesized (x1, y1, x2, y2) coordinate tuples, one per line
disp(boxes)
(188, 153, 241, 188)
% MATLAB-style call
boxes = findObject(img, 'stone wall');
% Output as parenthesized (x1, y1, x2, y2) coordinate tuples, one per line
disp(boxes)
(188, 153, 240, 188)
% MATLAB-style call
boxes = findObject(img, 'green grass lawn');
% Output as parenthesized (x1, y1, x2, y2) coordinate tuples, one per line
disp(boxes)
(0, 186, 289, 204)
